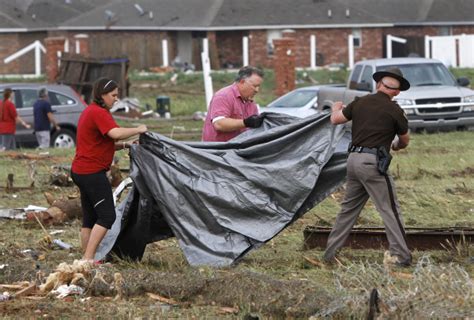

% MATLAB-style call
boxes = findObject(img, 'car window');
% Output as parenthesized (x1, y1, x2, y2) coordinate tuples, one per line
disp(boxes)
(349, 65, 363, 89)
(16, 89, 38, 109)
(50, 92, 76, 106)
(358, 65, 373, 91)
(377, 63, 456, 86)
(267, 90, 318, 108)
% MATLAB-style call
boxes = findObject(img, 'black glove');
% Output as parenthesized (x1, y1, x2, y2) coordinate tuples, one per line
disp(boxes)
(243, 114, 265, 128)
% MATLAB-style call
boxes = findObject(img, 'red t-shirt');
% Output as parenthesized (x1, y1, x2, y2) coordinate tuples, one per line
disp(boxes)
(0, 99, 18, 134)
(71, 103, 119, 174)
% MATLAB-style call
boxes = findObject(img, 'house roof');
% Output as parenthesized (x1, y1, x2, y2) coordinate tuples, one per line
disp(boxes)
(1, 0, 473, 32)
(0, 0, 109, 31)
(60, 0, 223, 30)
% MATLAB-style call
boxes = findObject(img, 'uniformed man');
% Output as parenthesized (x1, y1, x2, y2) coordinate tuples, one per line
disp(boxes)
(323, 67, 412, 267)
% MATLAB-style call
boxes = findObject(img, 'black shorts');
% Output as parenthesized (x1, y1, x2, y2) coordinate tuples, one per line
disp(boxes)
(71, 170, 116, 229)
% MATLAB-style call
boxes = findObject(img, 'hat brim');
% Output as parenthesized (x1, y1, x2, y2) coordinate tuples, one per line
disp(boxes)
(372, 71, 410, 91)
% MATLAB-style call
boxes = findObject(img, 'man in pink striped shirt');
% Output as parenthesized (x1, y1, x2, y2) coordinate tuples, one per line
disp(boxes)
(202, 66, 265, 142)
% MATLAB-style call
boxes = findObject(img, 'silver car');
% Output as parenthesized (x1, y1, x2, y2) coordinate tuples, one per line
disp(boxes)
(0, 83, 86, 148)
(262, 86, 321, 118)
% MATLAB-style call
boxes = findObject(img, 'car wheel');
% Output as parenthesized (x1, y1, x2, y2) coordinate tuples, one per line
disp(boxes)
(52, 129, 76, 148)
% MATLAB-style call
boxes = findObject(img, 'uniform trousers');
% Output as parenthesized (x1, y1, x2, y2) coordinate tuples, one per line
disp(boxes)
(324, 152, 412, 265)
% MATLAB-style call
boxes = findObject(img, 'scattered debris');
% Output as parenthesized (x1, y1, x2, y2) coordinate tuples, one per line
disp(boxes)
(12, 283, 36, 298)
(109, 163, 123, 188)
(0, 208, 26, 220)
(0, 292, 11, 302)
(50, 165, 73, 187)
(113, 177, 133, 204)
(303, 256, 325, 268)
(52, 239, 73, 250)
(148, 66, 174, 73)
(146, 292, 179, 305)
(26, 207, 67, 226)
(51, 284, 84, 299)
(40, 260, 94, 293)
(113, 273, 125, 301)
(0, 205, 47, 220)
(218, 306, 239, 315)
(6, 173, 14, 191)
(304, 226, 474, 250)
(192, 111, 207, 121)
(49, 230, 65, 235)
(43, 192, 82, 220)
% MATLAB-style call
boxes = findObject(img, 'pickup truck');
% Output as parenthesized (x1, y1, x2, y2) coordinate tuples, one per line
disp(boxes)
(317, 58, 474, 131)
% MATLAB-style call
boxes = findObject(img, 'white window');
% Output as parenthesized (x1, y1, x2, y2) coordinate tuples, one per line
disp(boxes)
(267, 30, 283, 55)
(352, 29, 362, 48)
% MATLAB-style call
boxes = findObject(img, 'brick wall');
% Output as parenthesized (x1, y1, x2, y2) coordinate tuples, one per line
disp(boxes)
(273, 38, 296, 96)
(44, 36, 66, 83)
(452, 26, 474, 34)
(0, 34, 20, 74)
(0, 32, 47, 75)
(248, 30, 273, 69)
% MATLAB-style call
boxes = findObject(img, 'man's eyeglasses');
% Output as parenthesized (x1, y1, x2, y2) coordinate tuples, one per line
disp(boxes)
(381, 81, 400, 91)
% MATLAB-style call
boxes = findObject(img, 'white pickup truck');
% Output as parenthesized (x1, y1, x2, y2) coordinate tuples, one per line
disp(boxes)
(317, 58, 474, 131)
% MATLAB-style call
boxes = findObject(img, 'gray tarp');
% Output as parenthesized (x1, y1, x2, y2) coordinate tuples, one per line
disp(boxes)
(96, 113, 349, 266)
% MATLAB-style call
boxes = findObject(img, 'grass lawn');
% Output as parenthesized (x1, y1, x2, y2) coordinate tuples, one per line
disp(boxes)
(0, 126, 473, 318)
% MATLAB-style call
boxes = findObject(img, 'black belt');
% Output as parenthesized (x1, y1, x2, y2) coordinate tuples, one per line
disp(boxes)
(349, 145, 378, 155)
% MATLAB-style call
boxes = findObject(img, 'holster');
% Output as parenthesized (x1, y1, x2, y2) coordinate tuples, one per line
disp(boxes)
(376, 146, 392, 175)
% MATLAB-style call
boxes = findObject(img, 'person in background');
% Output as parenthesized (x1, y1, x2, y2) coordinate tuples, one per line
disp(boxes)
(0, 88, 31, 150)
(33, 87, 60, 149)
(202, 66, 265, 142)
(71, 78, 147, 262)
(323, 67, 412, 267)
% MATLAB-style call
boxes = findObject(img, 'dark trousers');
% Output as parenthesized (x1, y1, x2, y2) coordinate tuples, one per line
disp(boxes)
(71, 170, 116, 229)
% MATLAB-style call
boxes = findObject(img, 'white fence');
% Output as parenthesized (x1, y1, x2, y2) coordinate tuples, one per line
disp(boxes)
(425, 34, 474, 67)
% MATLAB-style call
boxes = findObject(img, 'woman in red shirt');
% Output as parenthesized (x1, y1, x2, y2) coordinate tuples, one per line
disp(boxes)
(0, 88, 31, 150)
(71, 78, 147, 262)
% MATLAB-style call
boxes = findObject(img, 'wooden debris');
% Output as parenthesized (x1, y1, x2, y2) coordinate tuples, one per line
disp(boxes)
(109, 163, 123, 187)
(44, 192, 82, 219)
(50, 166, 73, 187)
(390, 271, 414, 280)
(146, 292, 179, 305)
(0, 282, 31, 290)
(40, 260, 94, 293)
(6, 173, 14, 191)
(113, 273, 125, 301)
(26, 207, 67, 226)
(12, 283, 37, 298)
(217, 306, 239, 315)
(303, 256, 325, 268)
(28, 160, 36, 187)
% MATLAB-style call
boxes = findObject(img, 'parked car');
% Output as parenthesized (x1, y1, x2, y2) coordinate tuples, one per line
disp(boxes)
(317, 58, 474, 131)
(262, 86, 321, 118)
(0, 83, 87, 148)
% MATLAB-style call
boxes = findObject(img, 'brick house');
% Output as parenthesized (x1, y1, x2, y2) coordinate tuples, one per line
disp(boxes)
(1, 0, 473, 74)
